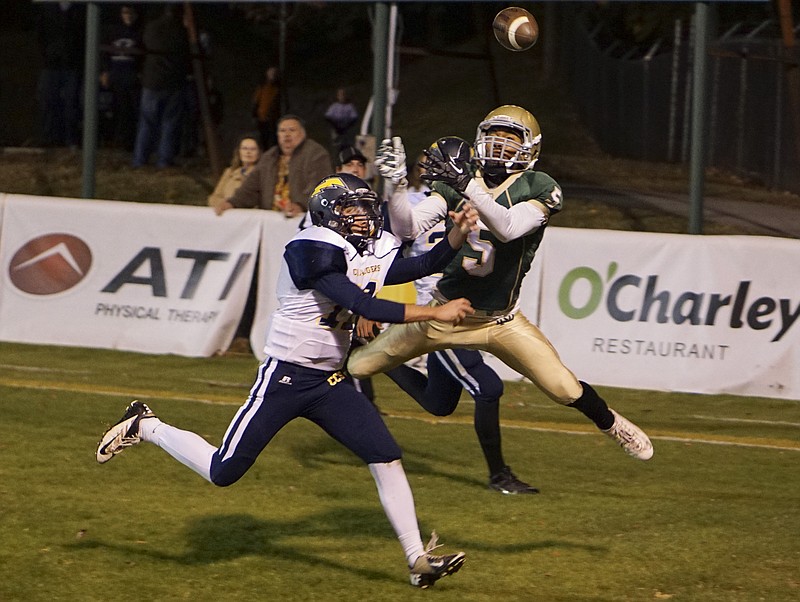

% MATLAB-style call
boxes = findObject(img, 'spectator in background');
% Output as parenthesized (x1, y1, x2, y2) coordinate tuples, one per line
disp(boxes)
(251, 66, 281, 151)
(208, 133, 263, 353)
(207, 133, 261, 211)
(101, 4, 143, 151)
(215, 116, 330, 353)
(35, 1, 85, 148)
(132, 4, 191, 169)
(216, 115, 331, 218)
(324, 87, 359, 154)
(335, 144, 368, 180)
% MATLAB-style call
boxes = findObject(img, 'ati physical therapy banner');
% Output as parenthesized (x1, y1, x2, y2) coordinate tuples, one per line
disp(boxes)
(0, 194, 260, 356)
(536, 228, 800, 400)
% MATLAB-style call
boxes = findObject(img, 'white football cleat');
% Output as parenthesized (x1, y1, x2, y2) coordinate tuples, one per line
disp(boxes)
(408, 532, 466, 588)
(96, 401, 155, 464)
(603, 409, 654, 461)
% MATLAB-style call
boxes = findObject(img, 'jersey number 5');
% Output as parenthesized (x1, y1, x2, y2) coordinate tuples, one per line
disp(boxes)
(461, 230, 495, 277)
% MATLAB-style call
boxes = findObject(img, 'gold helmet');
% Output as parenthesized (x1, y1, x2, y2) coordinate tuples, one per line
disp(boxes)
(474, 105, 541, 174)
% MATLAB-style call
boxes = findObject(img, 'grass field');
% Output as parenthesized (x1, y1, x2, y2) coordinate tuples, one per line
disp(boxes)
(1, 342, 798, 601)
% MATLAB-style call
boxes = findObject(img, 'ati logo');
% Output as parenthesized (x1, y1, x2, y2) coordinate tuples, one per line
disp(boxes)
(9, 234, 92, 295)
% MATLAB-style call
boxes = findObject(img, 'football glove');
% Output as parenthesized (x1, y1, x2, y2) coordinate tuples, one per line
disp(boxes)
(420, 136, 474, 196)
(375, 136, 407, 185)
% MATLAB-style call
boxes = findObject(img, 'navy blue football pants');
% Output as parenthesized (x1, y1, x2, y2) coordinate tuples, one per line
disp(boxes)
(209, 358, 402, 487)
(387, 348, 504, 415)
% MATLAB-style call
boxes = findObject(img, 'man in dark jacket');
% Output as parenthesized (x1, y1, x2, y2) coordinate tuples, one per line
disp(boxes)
(216, 115, 332, 217)
(132, 5, 190, 168)
(101, 4, 143, 151)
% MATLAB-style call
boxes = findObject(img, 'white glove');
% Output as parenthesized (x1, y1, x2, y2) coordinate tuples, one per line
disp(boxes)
(374, 136, 407, 185)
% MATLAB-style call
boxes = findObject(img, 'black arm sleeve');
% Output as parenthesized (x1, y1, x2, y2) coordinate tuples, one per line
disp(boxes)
(314, 273, 406, 324)
(285, 239, 406, 324)
(384, 235, 458, 286)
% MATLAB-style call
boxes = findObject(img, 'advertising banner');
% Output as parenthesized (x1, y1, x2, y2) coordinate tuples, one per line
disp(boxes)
(0, 194, 261, 356)
(537, 228, 800, 400)
(2, 194, 797, 400)
(249, 212, 303, 359)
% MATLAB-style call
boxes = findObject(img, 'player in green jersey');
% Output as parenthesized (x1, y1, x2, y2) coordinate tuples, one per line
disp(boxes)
(348, 105, 654, 469)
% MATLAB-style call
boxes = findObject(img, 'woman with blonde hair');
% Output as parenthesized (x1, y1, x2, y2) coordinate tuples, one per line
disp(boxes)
(207, 133, 262, 210)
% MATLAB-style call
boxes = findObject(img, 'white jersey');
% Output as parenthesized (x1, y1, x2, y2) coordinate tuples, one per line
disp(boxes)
(263, 226, 403, 371)
(406, 186, 444, 305)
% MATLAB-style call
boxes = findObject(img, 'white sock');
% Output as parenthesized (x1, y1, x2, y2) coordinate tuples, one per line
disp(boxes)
(140, 418, 214, 483)
(368, 460, 425, 567)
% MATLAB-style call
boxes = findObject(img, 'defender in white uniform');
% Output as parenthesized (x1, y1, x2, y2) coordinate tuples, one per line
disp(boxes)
(96, 174, 477, 588)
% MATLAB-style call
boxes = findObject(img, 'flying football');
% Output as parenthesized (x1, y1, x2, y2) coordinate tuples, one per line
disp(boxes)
(492, 6, 539, 52)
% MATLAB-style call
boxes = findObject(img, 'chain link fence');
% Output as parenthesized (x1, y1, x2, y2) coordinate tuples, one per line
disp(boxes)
(562, 7, 800, 195)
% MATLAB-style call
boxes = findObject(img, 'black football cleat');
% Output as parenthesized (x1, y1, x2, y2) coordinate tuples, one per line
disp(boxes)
(488, 466, 540, 495)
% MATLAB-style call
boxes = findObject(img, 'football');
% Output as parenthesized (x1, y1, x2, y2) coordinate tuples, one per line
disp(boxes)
(492, 7, 539, 52)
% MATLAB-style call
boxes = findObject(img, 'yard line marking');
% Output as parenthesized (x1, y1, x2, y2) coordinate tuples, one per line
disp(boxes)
(648, 434, 800, 452)
(3, 377, 799, 452)
(692, 414, 800, 428)
(0, 378, 236, 405)
(188, 378, 251, 388)
(378, 412, 800, 452)
(0, 363, 91, 374)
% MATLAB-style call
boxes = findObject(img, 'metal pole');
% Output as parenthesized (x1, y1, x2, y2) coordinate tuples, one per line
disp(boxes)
(689, 2, 710, 235)
(668, 20, 681, 162)
(372, 3, 389, 141)
(773, 53, 783, 190)
(385, 2, 398, 136)
(81, 2, 100, 199)
(279, 2, 287, 114)
(681, 17, 694, 164)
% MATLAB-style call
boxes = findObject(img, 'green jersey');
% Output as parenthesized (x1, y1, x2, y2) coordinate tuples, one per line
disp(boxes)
(434, 170, 562, 312)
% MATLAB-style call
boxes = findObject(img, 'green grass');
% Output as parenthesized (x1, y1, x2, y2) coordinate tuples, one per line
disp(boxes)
(1, 342, 799, 601)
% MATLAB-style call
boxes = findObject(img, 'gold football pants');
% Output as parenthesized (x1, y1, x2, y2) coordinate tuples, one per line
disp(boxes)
(347, 310, 583, 404)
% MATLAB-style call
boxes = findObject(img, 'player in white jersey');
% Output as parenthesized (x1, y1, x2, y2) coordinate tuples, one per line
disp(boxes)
(96, 173, 477, 588)
(380, 161, 538, 494)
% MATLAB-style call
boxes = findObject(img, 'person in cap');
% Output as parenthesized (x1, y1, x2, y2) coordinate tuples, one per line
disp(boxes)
(336, 144, 368, 180)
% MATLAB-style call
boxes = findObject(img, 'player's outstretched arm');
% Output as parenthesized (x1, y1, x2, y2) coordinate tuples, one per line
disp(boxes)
(463, 179, 550, 242)
(403, 298, 473, 325)
(447, 203, 478, 248)
(382, 204, 476, 288)
(311, 270, 473, 326)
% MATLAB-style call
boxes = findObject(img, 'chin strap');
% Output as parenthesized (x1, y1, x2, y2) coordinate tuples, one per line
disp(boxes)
(482, 166, 509, 187)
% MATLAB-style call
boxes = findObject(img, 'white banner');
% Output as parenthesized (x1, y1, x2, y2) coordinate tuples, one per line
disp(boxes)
(2, 194, 797, 400)
(250, 212, 303, 359)
(537, 228, 800, 400)
(0, 194, 261, 356)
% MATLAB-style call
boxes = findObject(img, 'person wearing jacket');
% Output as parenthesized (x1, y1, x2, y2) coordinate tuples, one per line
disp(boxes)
(215, 115, 332, 218)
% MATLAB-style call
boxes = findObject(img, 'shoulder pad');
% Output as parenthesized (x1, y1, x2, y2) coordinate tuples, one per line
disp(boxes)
(284, 238, 348, 290)
(515, 170, 563, 213)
